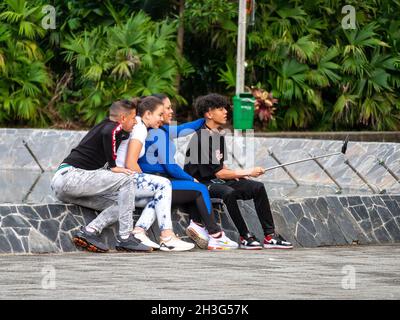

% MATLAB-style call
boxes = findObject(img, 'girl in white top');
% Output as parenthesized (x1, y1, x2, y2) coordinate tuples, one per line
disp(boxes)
(116, 96, 194, 252)
(116, 116, 146, 167)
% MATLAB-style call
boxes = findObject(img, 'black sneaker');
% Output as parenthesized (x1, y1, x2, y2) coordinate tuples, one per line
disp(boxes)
(72, 226, 109, 253)
(239, 232, 263, 250)
(115, 234, 153, 252)
(264, 233, 293, 249)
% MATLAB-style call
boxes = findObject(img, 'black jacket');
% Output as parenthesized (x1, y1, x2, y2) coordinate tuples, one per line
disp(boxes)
(63, 118, 130, 170)
(184, 124, 226, 183)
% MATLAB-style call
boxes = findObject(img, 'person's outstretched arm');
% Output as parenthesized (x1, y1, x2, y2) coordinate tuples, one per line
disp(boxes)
(215, 166, 263, 180)
(166, 118, 205, 139)
(158, 132, 196, 181)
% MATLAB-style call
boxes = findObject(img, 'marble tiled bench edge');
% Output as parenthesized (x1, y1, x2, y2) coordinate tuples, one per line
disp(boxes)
(1, 194, 400, 254)
(2, 128, 400, 192)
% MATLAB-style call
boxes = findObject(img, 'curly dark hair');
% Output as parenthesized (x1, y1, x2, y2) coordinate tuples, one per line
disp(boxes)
(194, 93, 230, 117)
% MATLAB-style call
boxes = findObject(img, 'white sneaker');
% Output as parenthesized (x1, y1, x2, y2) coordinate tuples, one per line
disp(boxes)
(133, 232, 160, 250)
(159, 235, 195, 252)
(185, 220, 209, 249)
(208, 232, 239, 250)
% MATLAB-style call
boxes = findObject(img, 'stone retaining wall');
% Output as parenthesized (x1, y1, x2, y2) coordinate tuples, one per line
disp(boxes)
(1, 128, 400, 253)
(1, 194, 399, 253)
(1, 128, 400, 193)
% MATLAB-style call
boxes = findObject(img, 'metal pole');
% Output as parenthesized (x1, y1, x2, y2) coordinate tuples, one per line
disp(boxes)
(22, 173, 41, 203)
(307, 152, 342, 192)
(377, 158, 400, 183)
(236, 0, 247, 95)
(343, 159, 381, 194)
(231, 150, 245, 169)
(268, 150, 300, 186)
(262, 151, 342, 173)
(22, 140, 45, 173)
(262, 136, 349, 174)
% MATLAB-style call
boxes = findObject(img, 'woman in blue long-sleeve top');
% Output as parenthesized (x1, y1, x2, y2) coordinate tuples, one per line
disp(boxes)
(137, 94, 238, 250)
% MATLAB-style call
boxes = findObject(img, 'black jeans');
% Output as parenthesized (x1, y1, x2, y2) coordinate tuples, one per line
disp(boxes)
(172, 189, 221, 234)
(207, 179, 275, 236)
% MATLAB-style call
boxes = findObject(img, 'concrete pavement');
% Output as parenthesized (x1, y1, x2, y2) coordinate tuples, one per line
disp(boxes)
(0, 245, 399, 300)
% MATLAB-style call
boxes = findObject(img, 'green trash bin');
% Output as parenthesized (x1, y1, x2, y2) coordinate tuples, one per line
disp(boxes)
(233, 93, 255, 130)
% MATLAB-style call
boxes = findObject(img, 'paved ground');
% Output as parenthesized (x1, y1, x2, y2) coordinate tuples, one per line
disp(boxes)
(0, 245, 399, 300)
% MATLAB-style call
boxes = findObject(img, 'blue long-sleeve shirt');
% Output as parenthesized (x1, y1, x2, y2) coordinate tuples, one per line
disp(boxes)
(138, 119, 205, 180)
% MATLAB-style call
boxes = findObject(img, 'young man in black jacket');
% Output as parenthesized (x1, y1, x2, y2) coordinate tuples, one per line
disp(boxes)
(51, 99, 151, 253)
(184, 93, 293, 249)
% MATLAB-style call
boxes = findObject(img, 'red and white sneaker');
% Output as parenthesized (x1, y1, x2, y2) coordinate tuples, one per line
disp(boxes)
(239, 233, 263, 250)
(264, 234, 293, 249)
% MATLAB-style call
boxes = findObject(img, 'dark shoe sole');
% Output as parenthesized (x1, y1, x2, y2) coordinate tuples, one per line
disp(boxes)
(73, 236, 109, 253)
(115, 246, 153, 253)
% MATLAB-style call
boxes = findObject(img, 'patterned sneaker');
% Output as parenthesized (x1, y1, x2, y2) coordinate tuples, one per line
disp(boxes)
(264, 233, 293, 249)
(208, 232, 238, 250)
(160, 234, 195, 252)
(239, 232, 263, 250)
(115, 234, 153, 252)
(72, 226, 109, 253)
(133, 231, 160, 250)
(186, 220, 209, 249)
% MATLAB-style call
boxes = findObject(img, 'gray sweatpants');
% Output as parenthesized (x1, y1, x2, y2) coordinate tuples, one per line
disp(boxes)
(51, 166, 136, 237)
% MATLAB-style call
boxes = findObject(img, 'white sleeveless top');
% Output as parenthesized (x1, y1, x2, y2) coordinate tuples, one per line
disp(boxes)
(115, 116, 147, 167)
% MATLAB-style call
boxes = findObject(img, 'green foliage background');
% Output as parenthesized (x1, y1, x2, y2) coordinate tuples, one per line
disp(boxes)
(0, 0, 399, 130)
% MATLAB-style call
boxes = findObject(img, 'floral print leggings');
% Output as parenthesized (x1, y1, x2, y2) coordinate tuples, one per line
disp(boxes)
(86, 172, 173, 233)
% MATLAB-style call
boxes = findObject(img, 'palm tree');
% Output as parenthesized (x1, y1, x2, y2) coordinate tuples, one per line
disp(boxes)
(332, 23, 400, 130)
(0, 0, 52, 126)
(62, 12, 191, 124)
(215, 0, 400, 130)
(0, 0, 45, 39)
